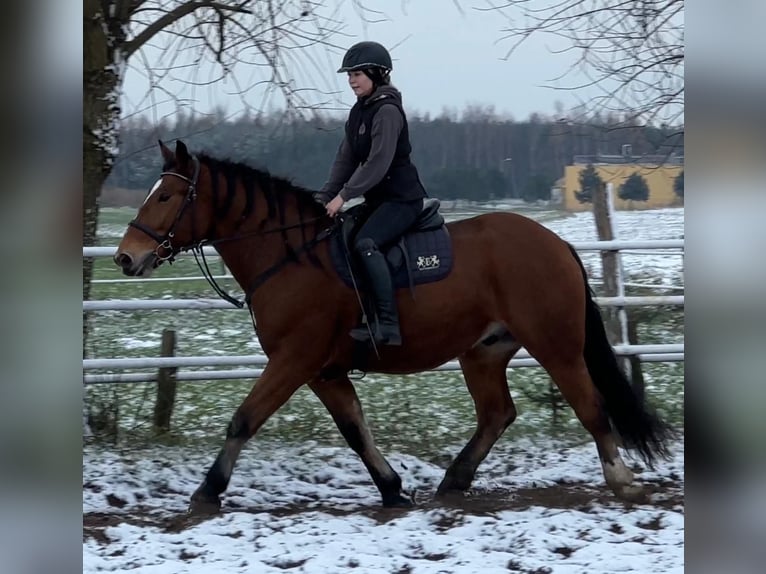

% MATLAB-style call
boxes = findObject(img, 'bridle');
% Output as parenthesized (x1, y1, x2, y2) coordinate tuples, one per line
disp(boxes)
(128, 156, 202, 264)
(127, 155, 336, 310)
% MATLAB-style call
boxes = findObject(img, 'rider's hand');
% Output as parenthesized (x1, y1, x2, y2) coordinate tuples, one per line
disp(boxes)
(326, 195, 345, 217)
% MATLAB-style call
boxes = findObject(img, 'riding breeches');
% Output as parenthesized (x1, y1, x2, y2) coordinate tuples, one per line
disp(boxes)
(353, 198, 424, 252)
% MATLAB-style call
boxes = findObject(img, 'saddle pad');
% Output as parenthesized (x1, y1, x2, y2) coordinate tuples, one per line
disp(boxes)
(329, 225, 453, 290)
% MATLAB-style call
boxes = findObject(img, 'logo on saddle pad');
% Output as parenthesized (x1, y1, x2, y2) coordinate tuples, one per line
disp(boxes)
(416, 254, 440, 271)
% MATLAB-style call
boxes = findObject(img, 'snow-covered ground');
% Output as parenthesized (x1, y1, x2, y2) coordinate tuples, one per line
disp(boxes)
(83, 437, 684, 573)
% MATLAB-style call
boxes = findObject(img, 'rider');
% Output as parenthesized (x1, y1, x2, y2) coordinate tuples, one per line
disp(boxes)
(315, 41, 427, 347)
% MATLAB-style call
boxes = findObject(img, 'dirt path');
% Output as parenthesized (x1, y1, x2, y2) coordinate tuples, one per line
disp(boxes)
(84, 478, 683, 544)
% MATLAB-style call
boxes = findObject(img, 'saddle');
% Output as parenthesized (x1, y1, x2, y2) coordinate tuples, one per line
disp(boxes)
(329, 198, 453, 294)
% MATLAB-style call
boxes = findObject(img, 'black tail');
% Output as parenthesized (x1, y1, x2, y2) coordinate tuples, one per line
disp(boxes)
(567, 244, 674, 466)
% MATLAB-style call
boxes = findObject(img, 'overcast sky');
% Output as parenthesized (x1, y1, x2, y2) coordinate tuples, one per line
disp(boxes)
(120, 1, 589, 122)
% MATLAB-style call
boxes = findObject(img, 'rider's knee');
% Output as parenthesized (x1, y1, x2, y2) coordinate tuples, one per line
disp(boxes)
(354, 237, 379, 256)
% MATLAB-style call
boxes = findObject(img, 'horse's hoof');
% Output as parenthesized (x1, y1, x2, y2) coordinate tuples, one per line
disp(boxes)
(383, 493, 414, 508)
(434, 488, 467, 505)
(613, 484, 646, 503)
(188, 493, 221, 516)
(435, 478, 470, 497)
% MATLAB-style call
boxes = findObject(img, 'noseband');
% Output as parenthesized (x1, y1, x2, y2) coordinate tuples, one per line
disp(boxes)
(128, 156, 201, 263)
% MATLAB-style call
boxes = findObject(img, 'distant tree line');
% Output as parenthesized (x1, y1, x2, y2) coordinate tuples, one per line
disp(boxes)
(107, 106, 683, 206)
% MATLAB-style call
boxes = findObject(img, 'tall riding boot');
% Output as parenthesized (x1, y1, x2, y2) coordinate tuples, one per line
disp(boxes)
(350, 241, 402, 346)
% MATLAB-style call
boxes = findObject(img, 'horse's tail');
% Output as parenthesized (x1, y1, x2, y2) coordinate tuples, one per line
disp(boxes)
(566, 243, 674, 466)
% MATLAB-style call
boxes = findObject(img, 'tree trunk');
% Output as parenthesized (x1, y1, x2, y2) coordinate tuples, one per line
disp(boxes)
(83, 0, 125, 356)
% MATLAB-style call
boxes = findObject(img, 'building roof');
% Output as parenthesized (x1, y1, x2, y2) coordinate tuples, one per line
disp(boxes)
(573, 153, 684, 166)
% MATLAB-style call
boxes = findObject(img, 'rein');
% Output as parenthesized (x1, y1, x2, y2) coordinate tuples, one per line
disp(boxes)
(191, 220, 337, 309)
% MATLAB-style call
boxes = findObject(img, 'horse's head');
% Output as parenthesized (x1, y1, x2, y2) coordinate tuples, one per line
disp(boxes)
(115, 139, 211, 276)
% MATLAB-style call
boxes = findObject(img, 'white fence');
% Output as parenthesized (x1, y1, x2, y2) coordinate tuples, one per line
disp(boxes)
(83, 239, 684, 385)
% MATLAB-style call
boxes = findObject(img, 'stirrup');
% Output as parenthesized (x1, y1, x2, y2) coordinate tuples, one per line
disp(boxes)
(349, 325, 373, 342)
(375, 322, 402, 346)
(349, 323, 402, 346)
(379, 330, 402, 346)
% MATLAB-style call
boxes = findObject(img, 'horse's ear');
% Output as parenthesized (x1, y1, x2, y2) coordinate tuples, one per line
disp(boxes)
(175, 140, 190, 165)
(159, 139, 174, 165)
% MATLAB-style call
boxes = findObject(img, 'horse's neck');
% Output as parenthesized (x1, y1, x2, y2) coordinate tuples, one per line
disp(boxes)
(199, 165, 325, 300)
(213, 208, 323, 301)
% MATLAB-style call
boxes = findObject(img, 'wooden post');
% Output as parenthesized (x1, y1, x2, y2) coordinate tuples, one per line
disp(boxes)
(153, 328, 177, 433)
(591, 181, 622, 345)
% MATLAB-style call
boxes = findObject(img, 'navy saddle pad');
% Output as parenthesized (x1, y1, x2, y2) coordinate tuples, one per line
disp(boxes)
(329, 202, 453, 289)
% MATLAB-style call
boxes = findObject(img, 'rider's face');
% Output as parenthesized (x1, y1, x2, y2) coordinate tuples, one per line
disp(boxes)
(348, 70, 374, 97)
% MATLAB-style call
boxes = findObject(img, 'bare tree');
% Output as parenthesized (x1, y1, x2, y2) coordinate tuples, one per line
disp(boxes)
(486, 0, 684, 129)
(83, 0, 352, 348)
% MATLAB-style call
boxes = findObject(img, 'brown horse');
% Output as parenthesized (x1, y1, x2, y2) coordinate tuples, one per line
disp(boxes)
(114, 140, 672, 513)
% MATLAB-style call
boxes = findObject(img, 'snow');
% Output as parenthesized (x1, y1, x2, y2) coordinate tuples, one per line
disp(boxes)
(540, 208, 684, 285)
(440, 206, 683, 286)
(83, 438, 684, 573)
(117, 336, 161, 350)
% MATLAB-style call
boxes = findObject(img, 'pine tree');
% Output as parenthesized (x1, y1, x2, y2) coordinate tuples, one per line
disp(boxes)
(575, 164, 603, 204)
(619, 172, 650, 202)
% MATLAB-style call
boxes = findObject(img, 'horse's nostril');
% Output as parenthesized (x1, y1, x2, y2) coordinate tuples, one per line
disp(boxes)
(114, 252, 133, 268)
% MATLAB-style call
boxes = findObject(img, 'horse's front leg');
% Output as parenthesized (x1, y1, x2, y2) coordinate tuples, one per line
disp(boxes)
(309, 375, 412, 508)
(188, 355, 315, 514)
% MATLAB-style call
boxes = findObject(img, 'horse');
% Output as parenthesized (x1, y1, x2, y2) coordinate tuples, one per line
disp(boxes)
(114, 140, 673, 514)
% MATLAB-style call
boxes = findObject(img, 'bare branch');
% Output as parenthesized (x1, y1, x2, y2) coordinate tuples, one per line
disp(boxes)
(115, 0, 356, 129)
(123, 1, 252, 58)
(486, 0, 684, 131)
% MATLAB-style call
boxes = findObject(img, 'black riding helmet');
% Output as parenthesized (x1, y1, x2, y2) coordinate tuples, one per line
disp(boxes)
(337, 41, 393, 73)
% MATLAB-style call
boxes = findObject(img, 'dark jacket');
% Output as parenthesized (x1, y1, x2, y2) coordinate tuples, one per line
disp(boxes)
(318, 85, 426, 204)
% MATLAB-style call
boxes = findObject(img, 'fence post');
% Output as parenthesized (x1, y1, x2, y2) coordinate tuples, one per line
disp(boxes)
(153, 328, 177, 433)
(592, 182, 623, 346)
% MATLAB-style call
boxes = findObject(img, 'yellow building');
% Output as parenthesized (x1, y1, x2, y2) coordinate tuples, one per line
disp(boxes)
(561, 151, 683, 212)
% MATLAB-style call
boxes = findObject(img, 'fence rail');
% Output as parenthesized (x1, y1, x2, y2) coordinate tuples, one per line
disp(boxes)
(84, 344, 683, 371)
(83, 344, 684, 385)
(83, 294, 684, 312)
(84, 353, 685, 385)
(83, 238, 684, 260)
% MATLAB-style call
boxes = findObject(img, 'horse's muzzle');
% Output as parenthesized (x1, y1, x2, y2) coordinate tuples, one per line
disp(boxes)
(114, 250, 157, 277)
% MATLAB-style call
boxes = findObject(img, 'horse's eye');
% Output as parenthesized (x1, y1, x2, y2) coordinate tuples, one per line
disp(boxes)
(158, 193, 171, 202)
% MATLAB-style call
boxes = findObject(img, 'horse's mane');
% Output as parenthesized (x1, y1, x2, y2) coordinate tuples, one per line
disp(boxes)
(193, 151, 325, 221)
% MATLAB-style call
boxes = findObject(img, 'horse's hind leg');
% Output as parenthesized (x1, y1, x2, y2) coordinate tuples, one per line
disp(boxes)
(437, 339, 520, 496)
(309, 375, 411, 508)
(539, 355, 638, 499)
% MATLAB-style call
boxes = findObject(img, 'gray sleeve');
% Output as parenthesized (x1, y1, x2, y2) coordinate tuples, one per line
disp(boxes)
(318, 136, 357, 199)
(339, 104, 403, 202)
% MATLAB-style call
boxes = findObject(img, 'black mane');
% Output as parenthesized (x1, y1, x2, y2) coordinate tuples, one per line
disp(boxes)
(192, 151, 325, 222)
(186, 152, 327, 270)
